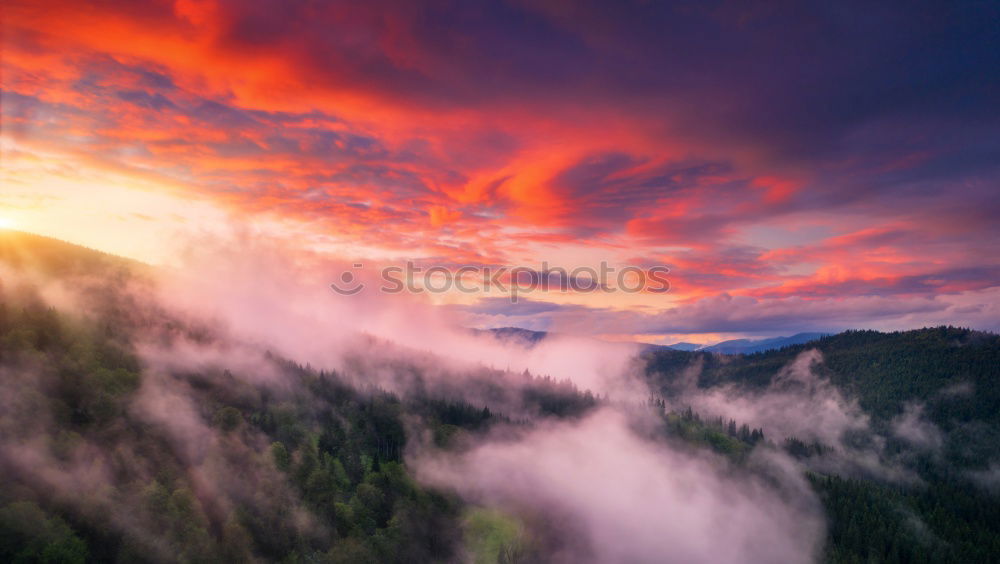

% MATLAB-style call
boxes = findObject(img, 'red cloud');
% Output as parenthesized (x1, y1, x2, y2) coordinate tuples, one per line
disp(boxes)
(3, 0, 998, 334)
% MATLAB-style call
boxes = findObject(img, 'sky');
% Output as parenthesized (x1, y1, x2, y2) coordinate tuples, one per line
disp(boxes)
(2, 0, 999, 343)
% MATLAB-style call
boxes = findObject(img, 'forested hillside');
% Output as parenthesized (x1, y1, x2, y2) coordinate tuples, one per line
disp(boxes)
(647, 328, 1000, 421)
(1, 232, 999, 563)
(645, 331, 1000, 563)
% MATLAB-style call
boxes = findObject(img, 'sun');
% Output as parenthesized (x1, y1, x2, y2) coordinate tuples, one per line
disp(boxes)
(0, 217, 15, 230)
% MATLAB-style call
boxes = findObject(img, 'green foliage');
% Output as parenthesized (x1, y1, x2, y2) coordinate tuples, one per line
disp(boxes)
(4, 234, 1000, 563)
(213, 406, 243, 432)
(0, 286, 474, 561)
(271, 442, 292, 472)
(645, 327, 1000, 563)
(646, 326, 1000, 429)
(814, 474, 1000, 563)
(649, 402, 764, 462)
(0, 501, 88, 564)
(464, 508, 530, 564)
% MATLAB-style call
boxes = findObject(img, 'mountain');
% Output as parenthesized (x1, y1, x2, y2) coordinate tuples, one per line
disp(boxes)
(695, 332, 829, 354)
(0, 229, 144, 278)
(644, 326, 1000, 561)
(2, 232, 1000, 563)
(0, 233, 597, 563)
(664, 341, 701, 351)
(476, 326, 824, 356)
(480, 326, 548, 345)
(646, 326, 1000, 424)
(474, 330, 831, 355)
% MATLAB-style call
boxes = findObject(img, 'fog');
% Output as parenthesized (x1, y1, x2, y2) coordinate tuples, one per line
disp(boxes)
(152, 231, 642, 398)
(2, 229, 949, 562)
(413, 408, 824, 563)
(658, 349, 945, 482)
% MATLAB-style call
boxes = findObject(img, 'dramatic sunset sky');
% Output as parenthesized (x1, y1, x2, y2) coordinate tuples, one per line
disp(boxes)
(2, 0, 998, 343)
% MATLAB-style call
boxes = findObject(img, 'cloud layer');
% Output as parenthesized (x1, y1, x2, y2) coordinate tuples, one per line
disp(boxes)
(413, 408, 824, 563)
(3, 0, 999, 338)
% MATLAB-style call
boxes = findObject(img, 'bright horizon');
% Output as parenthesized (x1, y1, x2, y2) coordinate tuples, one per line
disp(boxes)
(3, 1, 998, 343)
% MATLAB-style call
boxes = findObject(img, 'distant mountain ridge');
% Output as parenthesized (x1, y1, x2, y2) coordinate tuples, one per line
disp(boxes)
(480, 326, 828, 355)
(477, 326, 549, 346)
(665, 342, 701, 351)
(682, 332, 830, 354)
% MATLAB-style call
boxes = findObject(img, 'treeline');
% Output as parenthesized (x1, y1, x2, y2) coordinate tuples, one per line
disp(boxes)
(0, 289, 481, 562)
(643, 397, 767, 461)
(814, 474, 1000, 564)
(0, 279, 612, 563)
(4, 232, 1000, 563)
(644, 327, 1000, 563)
(645, 326, 1000, 427)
